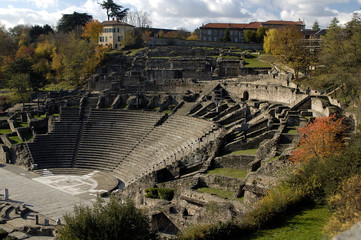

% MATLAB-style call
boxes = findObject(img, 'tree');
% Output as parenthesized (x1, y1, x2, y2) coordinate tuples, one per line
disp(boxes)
(7, 73, 33, 105)
(315, 13, 361, 106)
(244, 30, 257, 43)
(57, 12, 93, 33)
(256, 26, 268, 43)
(125, 10, 152, 28)
(81, 20, 104, 43)
(99, 0, 128, 21)
(290, 115, 346, 164)
(263, 28, 277, 53)
(57, 197, 157, 240)
(121, 30, 142, 49)
(28, 24, 53, 43)
(223, 28, 231, 42)
(312, 20, 320, 31)
(265, 25, 314, 79)
(142, 30, 152, 44)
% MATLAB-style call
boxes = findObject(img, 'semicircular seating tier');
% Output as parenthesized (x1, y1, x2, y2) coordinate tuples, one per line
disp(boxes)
(28, 108, 219, 186)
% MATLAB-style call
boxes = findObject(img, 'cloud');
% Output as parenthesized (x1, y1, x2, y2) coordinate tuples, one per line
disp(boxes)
(0, 0, 359, 30)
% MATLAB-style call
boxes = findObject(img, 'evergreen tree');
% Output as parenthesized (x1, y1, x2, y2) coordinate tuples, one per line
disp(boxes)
(99, 0, 128, 21)
(312, 20, 320, 31)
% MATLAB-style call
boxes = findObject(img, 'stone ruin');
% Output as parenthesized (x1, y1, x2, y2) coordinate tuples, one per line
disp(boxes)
(0, 45, 354, 237)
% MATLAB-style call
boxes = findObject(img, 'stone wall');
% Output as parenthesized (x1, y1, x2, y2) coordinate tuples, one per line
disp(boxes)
(148, 37, 263, 50)
(212, 155, 255, 169)
(224, 82, 304, 104)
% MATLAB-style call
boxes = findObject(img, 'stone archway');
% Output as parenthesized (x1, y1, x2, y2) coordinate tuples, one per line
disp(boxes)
(242, 91, 249, 101)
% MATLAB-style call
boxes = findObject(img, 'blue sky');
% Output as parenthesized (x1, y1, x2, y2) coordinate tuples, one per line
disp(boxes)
(0, 0, 360, 31)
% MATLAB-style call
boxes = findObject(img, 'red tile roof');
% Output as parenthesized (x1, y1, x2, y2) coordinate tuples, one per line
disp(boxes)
(201, 20, 304, 29)
(262, 20, 304, 26)
(201, 23, 248, 29)
(102, 21, 134, 27)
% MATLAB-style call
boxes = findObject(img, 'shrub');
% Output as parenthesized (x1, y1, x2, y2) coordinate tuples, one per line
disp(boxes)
(0, 228, 8, 239)
(145, 187, 174, 201)
(158, 188, 174, 201)
(323, 175, 361, 238)
(178, 221, 247, 240)
(57, 196, 157, 240)
(145, 188, 159, 199)
(290, 135, 361, 201)
(242, 183, 305, 229)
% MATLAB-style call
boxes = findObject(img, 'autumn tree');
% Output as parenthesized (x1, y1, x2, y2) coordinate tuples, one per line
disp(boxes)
(264, 25, 314, 79)
(82, 20, 104, 42)
(290, 115, 346, 164)
(142, 30, 152, 44)
(99, 0, 128, 21)
(121, 30, 142, 49)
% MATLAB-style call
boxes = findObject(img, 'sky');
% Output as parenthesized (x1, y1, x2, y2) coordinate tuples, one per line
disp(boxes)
(0, 0, 360, 31)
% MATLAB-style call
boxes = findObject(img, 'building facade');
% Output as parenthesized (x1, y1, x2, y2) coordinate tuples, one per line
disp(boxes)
(99, 20, 135, 49)
(200, 20, 305, 43)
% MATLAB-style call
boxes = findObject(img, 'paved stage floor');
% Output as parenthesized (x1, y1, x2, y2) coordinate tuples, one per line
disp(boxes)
(0, 164, 99, 221)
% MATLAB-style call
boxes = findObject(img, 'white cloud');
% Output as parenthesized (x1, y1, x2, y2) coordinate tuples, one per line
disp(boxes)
(0, 0, 359, 30)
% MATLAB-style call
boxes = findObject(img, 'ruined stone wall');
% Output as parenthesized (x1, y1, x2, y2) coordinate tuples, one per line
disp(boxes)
(213, 155, 255, 169)
(224, 82, 304, 104)
(148, 37, 263, 50)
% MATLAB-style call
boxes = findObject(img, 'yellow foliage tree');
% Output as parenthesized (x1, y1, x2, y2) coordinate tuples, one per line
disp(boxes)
(82, 20, 104, 43)
(263, 28, 277, 53)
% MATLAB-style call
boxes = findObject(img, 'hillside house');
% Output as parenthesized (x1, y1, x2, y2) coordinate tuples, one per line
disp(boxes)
(200, 20, 305, 43)
(99, 20, 135, 49)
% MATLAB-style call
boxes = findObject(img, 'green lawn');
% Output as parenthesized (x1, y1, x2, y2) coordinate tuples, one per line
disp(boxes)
(0, 129, 12, 135)
(43, 81, 76, 91)
(19, 122, 28, 128)
(284, 127, 298, 135)
(243, 56, 272, 68)
(196, 187, 243, 201)
(229, 149, 258, 155)
(34, 114, 47, 119)
(207, 168, 248, 179)
(126, 47, 145, 56)
(249, 205, 331, 240)
(9, 136, 22, 144)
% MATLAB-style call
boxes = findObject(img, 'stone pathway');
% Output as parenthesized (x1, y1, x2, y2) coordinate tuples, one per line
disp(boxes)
(0, 165, 95, 221)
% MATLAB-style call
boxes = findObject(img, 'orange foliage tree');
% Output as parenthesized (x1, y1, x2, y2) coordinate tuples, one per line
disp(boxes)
(290, 115, 346, 164)
(82, 20, 104, 43)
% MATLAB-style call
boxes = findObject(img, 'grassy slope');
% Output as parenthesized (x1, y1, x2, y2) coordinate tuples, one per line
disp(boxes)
(207, 168, 248, 179)
(248, 205, 331, 240)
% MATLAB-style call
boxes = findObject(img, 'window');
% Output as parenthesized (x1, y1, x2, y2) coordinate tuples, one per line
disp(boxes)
(105, 36, 108, 42)
(118, 36, 122, 42)
(100, 37, 104, 42)
(207, 29, 211, 35)
(213, 37, 217, 41)
(117, 28, 120, 32)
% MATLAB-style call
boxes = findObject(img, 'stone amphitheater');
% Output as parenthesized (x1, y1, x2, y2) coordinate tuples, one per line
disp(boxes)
(0, 46, 350, 238)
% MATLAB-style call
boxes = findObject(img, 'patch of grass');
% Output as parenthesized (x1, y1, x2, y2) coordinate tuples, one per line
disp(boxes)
(196, 187, 242, 201)
(43, 81, 76, 91)
(243, 57, 272, 68)
(0, 129, 12, 135)
(19, 122, 28, 128)
(34, 114, 46, 119)
(268, 156, 280, 162)
(207, 168, 248, 179)
(9, 136, 22, 144)
(126, 47, 145, 56)
(229, 149, 258, 155)
(151, 56, 171, 59)
(250, 205, 331, 240)
(284, 127, 298, 135)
